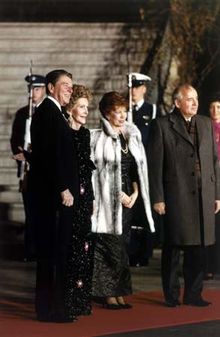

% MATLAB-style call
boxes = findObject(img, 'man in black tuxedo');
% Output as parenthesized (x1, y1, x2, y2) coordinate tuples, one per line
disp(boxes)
(29, 69, 79, 322)
(10, 74, 46, 260)
(129, 73, 160, 267)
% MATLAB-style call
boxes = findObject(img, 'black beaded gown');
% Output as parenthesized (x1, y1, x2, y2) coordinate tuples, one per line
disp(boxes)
(92, 134, 138, 298)
(63, 126, 95, 320)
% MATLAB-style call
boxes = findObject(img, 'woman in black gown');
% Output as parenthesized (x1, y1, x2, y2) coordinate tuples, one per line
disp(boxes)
(90, 91, 155, 309)
(63, 84, 95, 320)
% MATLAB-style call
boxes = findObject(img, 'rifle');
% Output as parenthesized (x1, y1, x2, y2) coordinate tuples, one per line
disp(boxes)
(19, 61, 34, 190)
(127, 73, 133, 124)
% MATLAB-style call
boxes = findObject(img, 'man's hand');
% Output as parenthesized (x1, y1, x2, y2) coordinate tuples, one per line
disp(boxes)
(215, 200, 220, 214)
(12, 152, 25, 161)
(153, 202, 166, 215)
(61, 189, 74, 207)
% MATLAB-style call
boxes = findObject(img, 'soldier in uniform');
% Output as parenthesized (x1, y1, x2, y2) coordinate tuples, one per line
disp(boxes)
(129, 73, 160, 267)
(131, 73, 158, 148)
(10, 74, 46, 260)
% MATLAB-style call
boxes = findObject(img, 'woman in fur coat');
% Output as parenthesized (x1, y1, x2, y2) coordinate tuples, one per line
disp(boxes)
(90, 91, 154, 309)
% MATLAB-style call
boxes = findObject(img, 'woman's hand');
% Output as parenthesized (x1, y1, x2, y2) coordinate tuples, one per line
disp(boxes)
(120, 192, 132, 208)
(120, 182, 138, 209)
(127, 190, 138, 208)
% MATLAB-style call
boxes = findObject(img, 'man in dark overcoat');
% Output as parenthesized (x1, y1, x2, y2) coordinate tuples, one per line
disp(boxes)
(29, 69, 79, 322)
(148, 84, 220, 307)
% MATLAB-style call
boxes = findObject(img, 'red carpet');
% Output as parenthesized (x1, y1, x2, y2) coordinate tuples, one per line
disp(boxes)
(1, 289, 220, 337)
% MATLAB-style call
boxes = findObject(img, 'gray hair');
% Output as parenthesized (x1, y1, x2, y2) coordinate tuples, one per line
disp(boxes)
(172, 84, 195, 103)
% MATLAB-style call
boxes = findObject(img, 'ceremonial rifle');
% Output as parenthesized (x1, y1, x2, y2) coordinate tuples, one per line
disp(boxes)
(19, 61, 34, 188)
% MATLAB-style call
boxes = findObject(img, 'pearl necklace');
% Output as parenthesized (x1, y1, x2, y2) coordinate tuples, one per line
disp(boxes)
(121, 143, 128, 154)
(119, 133, 129, 154)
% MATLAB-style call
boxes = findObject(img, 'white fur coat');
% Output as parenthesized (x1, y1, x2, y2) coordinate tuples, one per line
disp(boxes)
(90, 117, 155, 235)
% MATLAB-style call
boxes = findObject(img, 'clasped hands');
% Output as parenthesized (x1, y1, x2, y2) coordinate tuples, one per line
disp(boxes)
(120, 191, 138, 209)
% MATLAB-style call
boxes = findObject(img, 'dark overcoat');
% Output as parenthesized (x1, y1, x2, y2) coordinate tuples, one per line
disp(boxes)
(147, 110, 220, 246)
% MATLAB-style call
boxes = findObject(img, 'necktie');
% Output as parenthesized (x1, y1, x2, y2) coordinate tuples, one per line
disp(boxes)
(133, 104, 138, 114)
(185, 120, 191, 132)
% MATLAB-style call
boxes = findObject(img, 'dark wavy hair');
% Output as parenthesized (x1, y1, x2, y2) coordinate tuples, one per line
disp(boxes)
(45, 69, 72, 95)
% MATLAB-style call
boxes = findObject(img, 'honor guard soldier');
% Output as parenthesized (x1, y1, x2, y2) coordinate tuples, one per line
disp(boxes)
(10, 74, 46, 260)
(131, 72, 159, 148)
(129, 72, 160, 267)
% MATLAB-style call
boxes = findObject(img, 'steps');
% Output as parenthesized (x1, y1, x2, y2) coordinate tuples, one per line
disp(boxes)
(0, 22, 148, 224)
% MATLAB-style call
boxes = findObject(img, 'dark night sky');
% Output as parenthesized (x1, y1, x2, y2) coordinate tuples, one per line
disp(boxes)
(0, 0, 152, 22)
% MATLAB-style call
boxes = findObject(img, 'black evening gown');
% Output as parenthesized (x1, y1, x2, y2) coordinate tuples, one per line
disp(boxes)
(63, 127, 95, 320)
(92, 134, 138, 298)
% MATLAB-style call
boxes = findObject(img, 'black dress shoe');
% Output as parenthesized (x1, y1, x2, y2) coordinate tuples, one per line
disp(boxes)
(204, 273, 214, 280)
(48, 312, 78, 323)
(37, 316, 50, 322)
(103, 303, 121, 310)
(165, 299, 181, 307)
(118, 303, 133, 309)
(183, 298, 211, 307)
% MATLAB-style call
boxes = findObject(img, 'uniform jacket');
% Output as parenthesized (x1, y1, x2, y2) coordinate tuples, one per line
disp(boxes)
(133, 101, 158, 148)
(147, 109, 220, 246)
(90, 117, 155, 235)
(10, 105, 29, 177)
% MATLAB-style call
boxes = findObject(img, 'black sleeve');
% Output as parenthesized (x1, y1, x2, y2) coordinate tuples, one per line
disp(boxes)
(130, 157, 138, 183)
(10, 107, 27, 154)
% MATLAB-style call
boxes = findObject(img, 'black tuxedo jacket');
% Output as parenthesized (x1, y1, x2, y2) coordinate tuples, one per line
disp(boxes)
(29, 97, 79, 205)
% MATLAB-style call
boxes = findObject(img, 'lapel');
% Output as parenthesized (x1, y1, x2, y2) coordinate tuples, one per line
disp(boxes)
(194, 115, 203, 149)
(169, 110, 194, 147)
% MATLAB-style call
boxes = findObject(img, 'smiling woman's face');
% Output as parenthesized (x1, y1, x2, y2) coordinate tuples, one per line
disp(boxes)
(71, 97, 89, 126)
(106, 105, 127, 131)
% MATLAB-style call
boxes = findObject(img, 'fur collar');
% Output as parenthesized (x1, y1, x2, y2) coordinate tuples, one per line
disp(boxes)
(101, 117, 141, 142)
